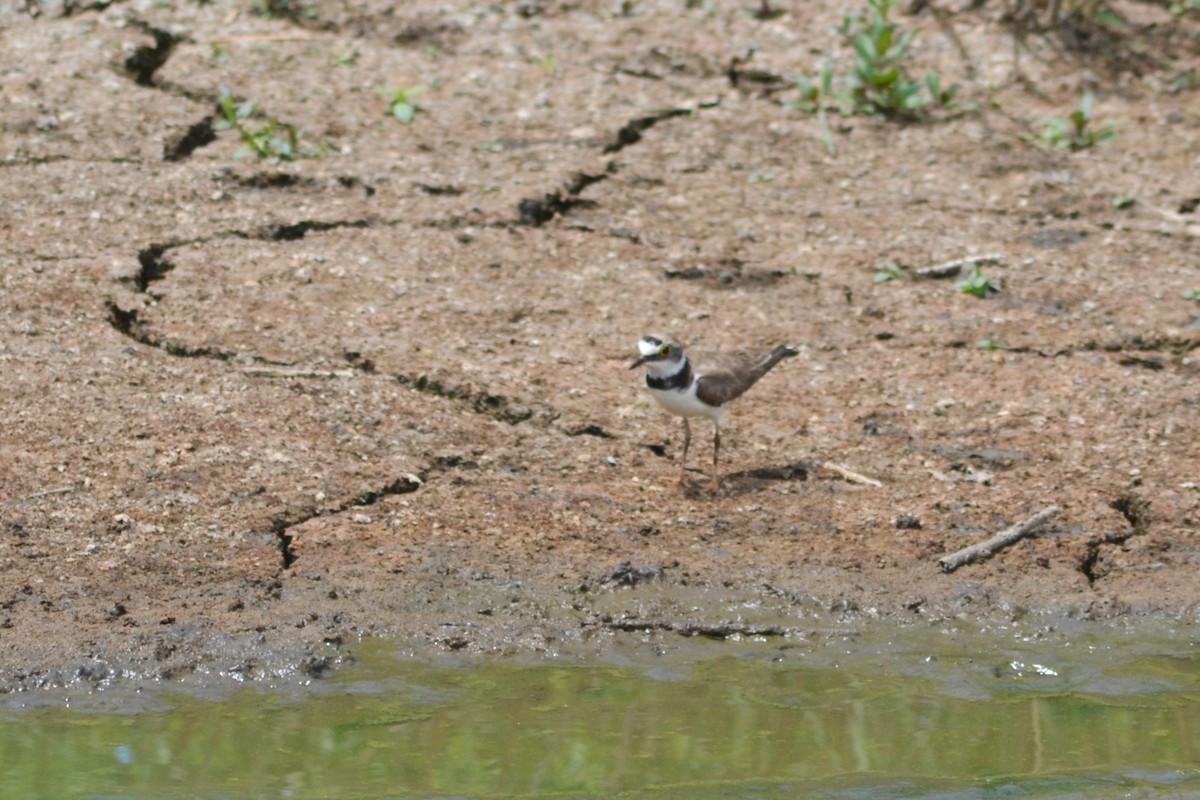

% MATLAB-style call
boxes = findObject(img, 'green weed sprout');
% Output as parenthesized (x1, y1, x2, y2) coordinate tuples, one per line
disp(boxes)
(1184, 288, 1200, 304)
(1166, 68, 1199, 94)
(840, 0, 964, 120)
(214, 90, 325, 161)
(1038, 92, 1116, 151)
(786, 65, 836, 152)
(379, 86, 425, 124)
(784, 0, 969, 149)
(873, 262, 904, 283)
(976, 335, 1005, 351)
(956, 266, 998, 298)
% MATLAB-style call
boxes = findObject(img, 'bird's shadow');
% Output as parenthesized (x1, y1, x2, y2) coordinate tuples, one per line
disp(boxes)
(681, 460, 812, 498)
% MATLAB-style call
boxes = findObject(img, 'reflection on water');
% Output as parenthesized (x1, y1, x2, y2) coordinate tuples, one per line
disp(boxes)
(1, 628, 1199, 799)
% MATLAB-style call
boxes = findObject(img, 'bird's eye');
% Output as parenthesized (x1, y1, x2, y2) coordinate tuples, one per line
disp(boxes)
(659, 344, 671, 356)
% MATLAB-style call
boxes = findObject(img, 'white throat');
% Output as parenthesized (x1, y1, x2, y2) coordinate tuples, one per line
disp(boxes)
(645, 356, 687, 380)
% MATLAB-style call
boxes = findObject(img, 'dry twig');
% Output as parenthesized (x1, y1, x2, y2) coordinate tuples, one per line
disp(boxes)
(938, 505, 1061, 573)
(823, 461, 882, 487)
(25, 485, 75, 500)
(915, 253, 1004, 280)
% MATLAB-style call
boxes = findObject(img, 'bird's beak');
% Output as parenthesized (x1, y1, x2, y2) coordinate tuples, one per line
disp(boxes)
(629, 356, 646, 369)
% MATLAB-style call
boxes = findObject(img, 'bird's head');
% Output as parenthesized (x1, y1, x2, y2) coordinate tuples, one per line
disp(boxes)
(629, 335, 684, 373)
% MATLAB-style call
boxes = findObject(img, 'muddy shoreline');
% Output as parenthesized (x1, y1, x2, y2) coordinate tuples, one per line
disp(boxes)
(2, 0, 1199, 692)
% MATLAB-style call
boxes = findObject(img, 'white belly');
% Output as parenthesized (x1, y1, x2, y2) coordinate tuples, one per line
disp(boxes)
(648, 383, 722, 421)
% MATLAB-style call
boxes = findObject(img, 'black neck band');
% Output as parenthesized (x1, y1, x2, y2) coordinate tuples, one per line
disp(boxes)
(647, 359, 691, 391)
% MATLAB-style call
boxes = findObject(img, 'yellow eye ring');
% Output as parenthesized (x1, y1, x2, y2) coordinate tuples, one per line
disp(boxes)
(659, 344, 671, 356)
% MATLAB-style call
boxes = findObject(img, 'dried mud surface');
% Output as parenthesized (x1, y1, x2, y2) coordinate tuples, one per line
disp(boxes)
(2, 0, 1199, 691)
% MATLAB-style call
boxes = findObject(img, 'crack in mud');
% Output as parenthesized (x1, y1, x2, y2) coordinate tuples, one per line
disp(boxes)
(664, 258, 791, 289)
(602, 108, 692, 154)
(265, 218, 372, 241)
(106, 301, 241, 361)
(163, 116, 215, 162)
(565, 423, 615, 439)
(395, 373, 539, 425)
(117, 219, 375, 296)
(272, 476, 424, 570)
(1110, 493, 1151, 535)
(516, 106, 694, 227)
(123, 21, 180, 86)
(517, 169, 609, 227)
(1079, 493, 1150, 585)
(130, 243, 175, 293)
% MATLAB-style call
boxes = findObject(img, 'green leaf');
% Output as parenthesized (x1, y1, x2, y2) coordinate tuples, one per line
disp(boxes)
(875, 27, 893, 59)
(392, 103, 416, 123)
(1079, 91, 1094, 121)
(955, 266, 997, 298)
(852, 33, 876, 65)
(873, 68, 899, 87)
(903, 89, 928, 109)
(873, 263, 902, 283)
(892, 29, 915, 60)
(976, 335, 1003, 351)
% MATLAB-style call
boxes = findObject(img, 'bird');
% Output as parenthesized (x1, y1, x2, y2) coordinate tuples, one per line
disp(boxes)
(630, 334, 797, 489)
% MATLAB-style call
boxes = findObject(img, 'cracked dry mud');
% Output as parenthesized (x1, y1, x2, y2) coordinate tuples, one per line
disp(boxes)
(2, 0, 1199, 691)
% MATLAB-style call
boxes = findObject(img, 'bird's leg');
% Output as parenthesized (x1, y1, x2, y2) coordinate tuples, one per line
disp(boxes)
(711, 421, 721, 491)
(679, 417, 691, 484)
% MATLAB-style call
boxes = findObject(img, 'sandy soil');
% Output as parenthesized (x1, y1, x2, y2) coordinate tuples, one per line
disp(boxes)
(1, 0, 1199, 691)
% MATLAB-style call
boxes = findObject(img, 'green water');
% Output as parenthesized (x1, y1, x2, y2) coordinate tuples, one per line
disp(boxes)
(2, 625, 1199, 799)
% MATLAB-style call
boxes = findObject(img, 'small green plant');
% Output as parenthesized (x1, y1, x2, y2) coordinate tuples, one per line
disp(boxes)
(1113, 191, 1135, 210)
(1184, 288, 1200, 303)
(1038, 92, 1116, 151)
(785, 65, 836, 152)
(214, 90, 324, 161)
(1166, 68, 1200, 94)
(530, 52, 556, 75)
(976, 335, 1005, 351)
(873, 262, 904, 284)
(956, 266, 998, 298)
(839, 0, 960, 119)
(784, 0, 969, 150)
(379, 85, 425, 124)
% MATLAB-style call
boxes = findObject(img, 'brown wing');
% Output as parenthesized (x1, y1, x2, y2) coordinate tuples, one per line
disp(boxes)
(692, 345, 797, 407)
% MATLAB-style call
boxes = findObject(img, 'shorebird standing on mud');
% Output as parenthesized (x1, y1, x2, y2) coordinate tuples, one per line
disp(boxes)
(630, 334, 798, 490)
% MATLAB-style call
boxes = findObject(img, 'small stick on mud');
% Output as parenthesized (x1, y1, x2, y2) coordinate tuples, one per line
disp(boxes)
(823, 461, 882, 487)
(25, 485, 75, 500)
(938, 505, 1061, 573)
(241, 367, 356, 379)
(915, 254, 1004, 280)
